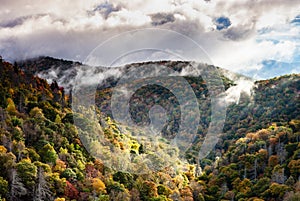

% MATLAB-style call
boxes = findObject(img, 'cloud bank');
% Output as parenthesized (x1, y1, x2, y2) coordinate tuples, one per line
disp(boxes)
(0, 0, 299, 78)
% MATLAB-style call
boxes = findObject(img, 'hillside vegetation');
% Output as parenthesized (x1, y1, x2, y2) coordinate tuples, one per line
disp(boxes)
(0, 57, 299, 201)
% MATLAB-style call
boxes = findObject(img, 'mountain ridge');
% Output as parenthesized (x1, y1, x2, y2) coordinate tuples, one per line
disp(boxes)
(0, 56, 299, 201)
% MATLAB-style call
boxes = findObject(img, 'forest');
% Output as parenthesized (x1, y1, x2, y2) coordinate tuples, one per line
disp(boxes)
(0, 57, 299, 201)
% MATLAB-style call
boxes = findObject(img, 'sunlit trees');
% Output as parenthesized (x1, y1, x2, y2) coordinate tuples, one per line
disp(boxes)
(29, 107, 45, 119)
(6, 98, 16, 116)
(288, 159, 300, 178)
(0, 59, 299, 200)
(39, 144, 58, 164)
(16, 159, 37, 187)
(262, 183, 291, 200)
(92, 178, 106, 194)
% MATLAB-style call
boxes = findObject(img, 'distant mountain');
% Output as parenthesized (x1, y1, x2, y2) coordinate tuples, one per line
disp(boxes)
(17, 56, 82, 91)
(17, 56, 300, 159)
(17, 57, 300, 141)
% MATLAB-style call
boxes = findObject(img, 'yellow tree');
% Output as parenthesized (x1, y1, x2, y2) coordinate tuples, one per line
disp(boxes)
(92, 178, 106, 194)
(6, 98, 16, 115)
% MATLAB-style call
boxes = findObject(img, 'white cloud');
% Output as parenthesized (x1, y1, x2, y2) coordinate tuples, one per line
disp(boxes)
(212, 39, 296, 71)
(0, 0, 299, 78)
(106, 9, 151, 27)
(224, 79, 254, 104)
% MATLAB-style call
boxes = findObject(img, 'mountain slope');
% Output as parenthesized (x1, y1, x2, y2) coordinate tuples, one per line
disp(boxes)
(0, 57, 298, 201)
(18, 56, 300, 162)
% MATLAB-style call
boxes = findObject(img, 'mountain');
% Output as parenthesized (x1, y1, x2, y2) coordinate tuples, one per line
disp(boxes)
(0, 56, 299, 201)
(17, 56, 82, 92)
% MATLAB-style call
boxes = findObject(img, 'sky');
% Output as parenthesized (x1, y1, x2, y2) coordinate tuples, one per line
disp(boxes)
(0, 0, 299, 79)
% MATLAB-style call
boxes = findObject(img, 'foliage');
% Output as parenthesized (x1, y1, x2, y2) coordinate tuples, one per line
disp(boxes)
(0, 58, 299, 200)
(39, 143, 58, 164)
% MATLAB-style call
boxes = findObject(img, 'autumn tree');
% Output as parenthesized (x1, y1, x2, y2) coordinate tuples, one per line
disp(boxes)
(6, 98, 17, 115)
(16, 159, 37, 187)
(39, 143, 58, 164)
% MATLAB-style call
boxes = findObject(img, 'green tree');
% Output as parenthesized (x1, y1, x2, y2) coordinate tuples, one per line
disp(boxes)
(16, 159, 37, 187)
(252, 177, 270, 196)
(61, 168, 77, 181)
(113, 171, 134, 189)
(39, 144, 58, 164)
(0, 176, 8, 196)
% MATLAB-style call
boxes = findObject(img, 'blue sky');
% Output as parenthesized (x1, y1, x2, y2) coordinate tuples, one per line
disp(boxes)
(0, 0, 299, 79)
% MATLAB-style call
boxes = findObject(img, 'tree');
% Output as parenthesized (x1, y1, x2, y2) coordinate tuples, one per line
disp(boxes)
(157, 184, 171, 197)
(284, 192, 300, 201)
(12, 141, 25, 162)
(47, 173, 66, 195)
(6, 98, 17, 115)
(0, 152, 16, 178)
(288, 159, 300, 178)
(267, 183, 291, 200)
(92, 178, 106, 194)
(252, 177, 270, 196)
(107, 182, 130, 201)
(233, 178, 252, 195)
(113, 171, 134, 189)
(16, 159, 37, 187)
(54, 114, 61, 124)
(39, 144, 58, 164)
(61, 168, 77, 181)
(64, 181, 79, 200)
(271, 165, 286, 184)
(180, 186, 193, 201)
(34, 167, 52, 201)
(139, 181, 158, 199)
(29, 107, 45, 119)
(9, 169, 27, 201)
(54, 198, 65, 201)
(0, 176, 8, 197)
(268, 155, 279, 167)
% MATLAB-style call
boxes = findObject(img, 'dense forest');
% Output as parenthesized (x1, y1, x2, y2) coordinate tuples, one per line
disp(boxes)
(0, 57, 299, 201)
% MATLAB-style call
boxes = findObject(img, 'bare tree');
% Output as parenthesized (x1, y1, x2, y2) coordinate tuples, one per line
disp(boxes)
(271, 168, 286, 184)
(9, 169, 27, 201)
(254, 158, 257, 180)
(276, 143, 287, 165)
(33, 167, 52, 201)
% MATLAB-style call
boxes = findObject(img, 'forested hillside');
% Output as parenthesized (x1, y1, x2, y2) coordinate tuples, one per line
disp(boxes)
(0, 57, 299, 201)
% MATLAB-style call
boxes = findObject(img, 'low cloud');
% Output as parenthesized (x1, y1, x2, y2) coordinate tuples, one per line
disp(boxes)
(224, 79, 254, 104)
